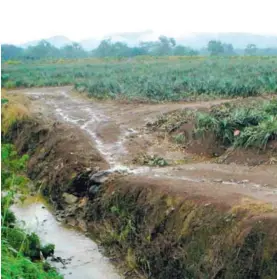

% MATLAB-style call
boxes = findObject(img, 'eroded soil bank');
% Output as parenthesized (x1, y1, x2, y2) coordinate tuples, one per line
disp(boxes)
(4, 87, 277, 278)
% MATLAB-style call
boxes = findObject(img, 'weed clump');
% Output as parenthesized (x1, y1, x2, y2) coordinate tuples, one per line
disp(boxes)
(133, 153, 168, 167)
(195, 99, 277, 149)
(1, 91, 30, 135)
(1, 143, 61, 279)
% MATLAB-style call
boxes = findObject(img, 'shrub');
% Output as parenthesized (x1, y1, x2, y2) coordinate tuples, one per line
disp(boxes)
(194, 100, 277, 149)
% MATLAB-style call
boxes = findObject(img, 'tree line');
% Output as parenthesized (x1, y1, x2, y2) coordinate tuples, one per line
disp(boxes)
(2, 36, 277, 61)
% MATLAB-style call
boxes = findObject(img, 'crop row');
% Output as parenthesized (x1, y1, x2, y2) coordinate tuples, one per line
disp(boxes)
(2, 56, 277, 101)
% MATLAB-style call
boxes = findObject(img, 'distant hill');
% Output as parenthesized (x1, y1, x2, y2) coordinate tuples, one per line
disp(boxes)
(21, 36, 72, 48)
(176, 32, 277, 49)
(82, 31, 277, 49)
(79, 30, 160, 50)
(18, 32, 277, 50)
(104, 30, 160, 46)
(79, 38, 100, 51)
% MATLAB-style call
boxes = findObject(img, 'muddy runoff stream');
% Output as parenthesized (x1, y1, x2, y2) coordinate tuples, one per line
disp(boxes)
(11, 197, 121, 279)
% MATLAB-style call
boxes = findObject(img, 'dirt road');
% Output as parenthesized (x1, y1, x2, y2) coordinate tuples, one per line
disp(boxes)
(11, 86, 277, 207)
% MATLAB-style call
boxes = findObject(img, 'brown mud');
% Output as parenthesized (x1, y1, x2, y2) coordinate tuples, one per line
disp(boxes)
(5, 86, 277, 278)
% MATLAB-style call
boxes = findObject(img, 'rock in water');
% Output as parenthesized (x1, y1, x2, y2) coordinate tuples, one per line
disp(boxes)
(89, 170, 112, 183)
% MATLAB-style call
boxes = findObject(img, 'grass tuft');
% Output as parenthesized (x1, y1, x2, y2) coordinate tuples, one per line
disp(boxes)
(194, 99, 277, 149)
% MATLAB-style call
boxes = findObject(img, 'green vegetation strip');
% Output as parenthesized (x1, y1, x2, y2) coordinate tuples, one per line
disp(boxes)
(1, 144, 62, 279)
(195, 99, 277, 148)
(2, 56, 277, 101)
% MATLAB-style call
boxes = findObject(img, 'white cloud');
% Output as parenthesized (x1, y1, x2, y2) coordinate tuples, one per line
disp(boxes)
(1, 0, 276, 44)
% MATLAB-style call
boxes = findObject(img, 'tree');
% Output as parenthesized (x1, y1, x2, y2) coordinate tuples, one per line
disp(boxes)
(173, 45, 187, 55)
(129, 46, 148, 56)
(112, 42, 131, 57)
(245, 44, 257, 55)
(173, 45, 199, 56)
(1, 44, 24, 61)
(259, 48, 277, 55)
(169, 37, 176, 47)
(24, 40, 60, 59)
(61, 43, 87, 58)
(94, 39, 113, 57)
(139, 41, 159, 55)
(156, 36, 176, 55)
(223, 43, 235, 55)
(207, 40, 224, 56)
(93, 40, 133, 57)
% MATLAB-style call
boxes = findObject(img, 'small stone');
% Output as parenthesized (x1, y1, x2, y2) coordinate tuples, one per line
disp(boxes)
(88, 184, 100, 195)
(56, 215, 64, 222)
(67, 217, 77, 227)
(213, 179, 223, 183)
(78, 220, 87, 232)
(188, 167, 196, 171)
(94, 166, 100, 172)
(78, 197, 88, 208)
(241, 179, 249, 184)
(62, 193, 78, 204)
(89, 170, 111, 183)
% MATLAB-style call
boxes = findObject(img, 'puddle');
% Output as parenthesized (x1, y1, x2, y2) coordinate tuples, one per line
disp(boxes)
(11, 200, 121, 279)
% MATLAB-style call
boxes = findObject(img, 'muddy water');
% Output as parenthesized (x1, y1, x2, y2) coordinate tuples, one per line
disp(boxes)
(11, 199, 121, 279)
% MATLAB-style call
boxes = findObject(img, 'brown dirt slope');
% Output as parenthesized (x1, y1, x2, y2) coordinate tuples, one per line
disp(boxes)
(4, 118, 108, 203)
(85, 176, 277, 279)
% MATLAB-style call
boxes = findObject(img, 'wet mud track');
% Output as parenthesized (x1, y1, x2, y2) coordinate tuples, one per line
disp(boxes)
(12, 86, 277, 207)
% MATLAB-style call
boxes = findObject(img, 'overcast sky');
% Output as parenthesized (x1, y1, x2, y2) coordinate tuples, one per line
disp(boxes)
(1, 0, 277, 44)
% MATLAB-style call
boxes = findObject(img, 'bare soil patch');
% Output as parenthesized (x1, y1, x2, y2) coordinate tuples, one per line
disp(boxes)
(6, 87, 277, 205)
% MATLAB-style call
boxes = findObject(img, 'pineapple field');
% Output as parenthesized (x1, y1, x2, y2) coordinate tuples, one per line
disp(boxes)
(2, 56, 277, 101)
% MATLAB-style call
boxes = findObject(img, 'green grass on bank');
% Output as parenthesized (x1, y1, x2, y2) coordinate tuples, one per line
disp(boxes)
(195, 99, 277, 148)
(150, 98, 277, 150)
(1, 143, 62, 279)
(1, 242, 61, 279)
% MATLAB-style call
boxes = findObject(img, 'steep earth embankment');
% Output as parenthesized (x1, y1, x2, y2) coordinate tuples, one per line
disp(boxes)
(3, 87, 277, 279)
